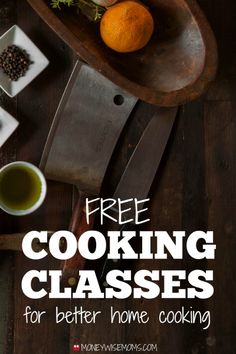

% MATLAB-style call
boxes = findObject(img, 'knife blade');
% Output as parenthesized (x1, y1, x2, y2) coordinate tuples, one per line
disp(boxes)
(100, 106, 178, 282)
(40, 61, 138, 286)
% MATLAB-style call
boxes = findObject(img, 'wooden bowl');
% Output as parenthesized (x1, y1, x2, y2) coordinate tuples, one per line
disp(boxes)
(27, 0, 218, 106)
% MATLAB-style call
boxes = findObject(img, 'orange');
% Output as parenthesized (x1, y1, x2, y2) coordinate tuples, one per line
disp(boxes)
(100, 1, 154, 53)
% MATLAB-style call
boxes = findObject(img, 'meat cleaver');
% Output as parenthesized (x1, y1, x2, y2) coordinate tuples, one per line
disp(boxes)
(99, 106, 178, 282)
(40, 61, 137, 286)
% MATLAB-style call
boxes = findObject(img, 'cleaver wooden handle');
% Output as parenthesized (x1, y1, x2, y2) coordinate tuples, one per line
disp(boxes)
(61, 192, 96, 287)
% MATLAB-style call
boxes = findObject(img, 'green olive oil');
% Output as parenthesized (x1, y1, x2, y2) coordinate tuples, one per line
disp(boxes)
(0, 165, 42, 210)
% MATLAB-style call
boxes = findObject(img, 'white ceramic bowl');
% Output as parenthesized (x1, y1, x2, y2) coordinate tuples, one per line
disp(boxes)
(0, 161, 47, 216)
(0, 107, 19, 147)
(0, 25, 49, 97)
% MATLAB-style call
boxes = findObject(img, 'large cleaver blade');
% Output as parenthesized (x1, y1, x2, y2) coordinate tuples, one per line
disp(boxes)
(100, 106, 178, 282)
(40, 61, 137, 286)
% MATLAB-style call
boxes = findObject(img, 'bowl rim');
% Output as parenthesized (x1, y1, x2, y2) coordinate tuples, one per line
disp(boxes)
(27, 0, 218, 106)
(0, 106, 19, 147)
(0, 161, 47, 216)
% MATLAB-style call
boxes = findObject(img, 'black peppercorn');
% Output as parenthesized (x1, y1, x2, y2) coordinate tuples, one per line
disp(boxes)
(0, 45, 33, 81)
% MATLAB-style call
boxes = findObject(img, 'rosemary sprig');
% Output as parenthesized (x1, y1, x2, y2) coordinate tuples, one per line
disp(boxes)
(51, 0, 76, 9)
(51, 0, 105, 22)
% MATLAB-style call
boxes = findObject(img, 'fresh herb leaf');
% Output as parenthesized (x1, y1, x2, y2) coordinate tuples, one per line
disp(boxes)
(51, 0, 105, 22)
(51, 0, 76, 9)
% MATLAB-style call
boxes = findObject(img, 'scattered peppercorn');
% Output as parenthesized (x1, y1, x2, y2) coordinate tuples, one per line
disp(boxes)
(0, 45, 33, 81)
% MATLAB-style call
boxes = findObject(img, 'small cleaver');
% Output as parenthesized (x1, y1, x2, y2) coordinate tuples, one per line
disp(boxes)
(99, 106, 178, 282)
(40, 61, 137, 286)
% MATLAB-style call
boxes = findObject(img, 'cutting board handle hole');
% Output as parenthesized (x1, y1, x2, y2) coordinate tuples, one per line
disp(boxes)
(113, 95, 124, 106)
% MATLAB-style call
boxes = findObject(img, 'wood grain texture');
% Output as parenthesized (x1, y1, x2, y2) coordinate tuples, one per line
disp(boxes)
(204, 101, 236, 354)
(0, 0, 235, 353)
(0, 2, 17, 354)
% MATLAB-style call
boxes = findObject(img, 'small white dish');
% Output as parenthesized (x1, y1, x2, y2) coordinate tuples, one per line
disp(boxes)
(0, 107, 19, 147)
(0, 25, 49, 97)
(0, 161, 47, 216)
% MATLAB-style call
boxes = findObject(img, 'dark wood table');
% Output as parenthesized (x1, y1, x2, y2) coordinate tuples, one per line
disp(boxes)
(0, 0, 235, 353)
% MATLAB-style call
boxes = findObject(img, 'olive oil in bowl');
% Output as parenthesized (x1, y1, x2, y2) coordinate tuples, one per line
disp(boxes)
(0, 161, 47, 215)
